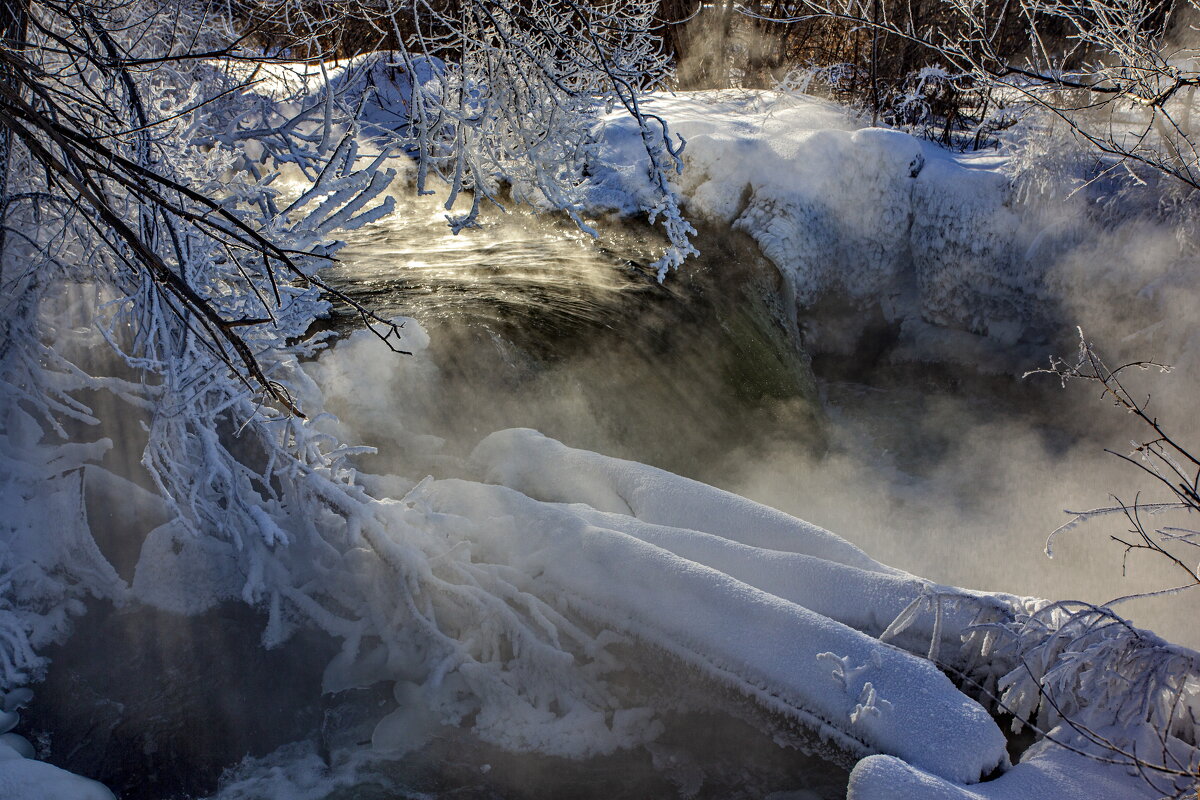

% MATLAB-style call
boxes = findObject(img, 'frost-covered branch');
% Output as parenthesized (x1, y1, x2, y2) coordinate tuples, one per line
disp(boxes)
(1027, 328, 1200, 599)
(0, 0, 701, 771)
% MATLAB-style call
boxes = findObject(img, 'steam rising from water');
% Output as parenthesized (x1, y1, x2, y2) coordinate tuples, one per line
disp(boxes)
(323, 177, 1200, 651)
(322, 198, 821, 479)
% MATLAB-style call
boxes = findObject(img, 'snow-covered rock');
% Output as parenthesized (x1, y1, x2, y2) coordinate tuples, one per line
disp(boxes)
(424, 469, 1011, 783)
(342, 427, 1017, 784)
(0, 740, 115, 800)
(583, 91, 1153, 358)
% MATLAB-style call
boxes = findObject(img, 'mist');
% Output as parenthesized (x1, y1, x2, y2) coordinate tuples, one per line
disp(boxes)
(312, 131, 1200, 654)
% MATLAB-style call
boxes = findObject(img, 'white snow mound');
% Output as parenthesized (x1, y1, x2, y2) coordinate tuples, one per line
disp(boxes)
(0, 740, 115, 800)
(449, 428, 1010, 784)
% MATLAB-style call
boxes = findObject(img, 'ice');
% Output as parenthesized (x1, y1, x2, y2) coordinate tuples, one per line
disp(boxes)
(468, 429, 1015, 653)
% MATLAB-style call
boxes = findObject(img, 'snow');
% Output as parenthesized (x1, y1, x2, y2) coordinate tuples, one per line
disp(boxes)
(0, 690, 113, 799)
(203, 741, 373, 800)
(419, 479, 1007, 782)
(848, 735, 1158, 800)
(255, 53, 447, 142)
(470, 427, 895, 574)
(585, 91, 1074, 355)
(0, 406, 126, 689)
(0, 740, 115, 800)
(412, 428, 1014, 783)
(467, 428, 1020, 656)
(132, 521, 244, 615)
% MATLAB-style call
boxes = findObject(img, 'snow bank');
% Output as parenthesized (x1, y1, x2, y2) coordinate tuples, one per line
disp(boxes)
(0, 740, 115, 800)
(585, 91, 1076, 355)
(848, 735, 1157, 800)
(0, 688, 114, 799)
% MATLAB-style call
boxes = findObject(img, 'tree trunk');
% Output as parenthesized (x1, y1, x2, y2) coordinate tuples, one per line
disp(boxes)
(0, 0, 28, 279)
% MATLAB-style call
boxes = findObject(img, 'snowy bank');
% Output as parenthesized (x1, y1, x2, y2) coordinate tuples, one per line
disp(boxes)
(586, 92, 1013, 338)
(848, 743, 1139, 800)
(585, 91, 1196, 371)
